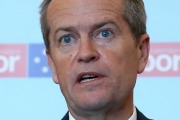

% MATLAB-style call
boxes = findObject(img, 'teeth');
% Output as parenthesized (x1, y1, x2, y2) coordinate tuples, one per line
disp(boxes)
(80, 78, 96, 83)
(80, 75, 97, 83)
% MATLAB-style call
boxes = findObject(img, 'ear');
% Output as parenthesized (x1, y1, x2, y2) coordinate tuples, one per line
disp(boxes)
(137, 34, 150, 74)
(46, 50, 59, 84)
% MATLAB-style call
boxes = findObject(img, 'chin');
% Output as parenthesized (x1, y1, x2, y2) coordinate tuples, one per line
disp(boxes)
(78, 96, 114, 111)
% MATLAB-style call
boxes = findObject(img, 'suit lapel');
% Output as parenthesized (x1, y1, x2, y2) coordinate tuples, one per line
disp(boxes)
(136, 108, 151, 120)
(61, 112, 69, 120)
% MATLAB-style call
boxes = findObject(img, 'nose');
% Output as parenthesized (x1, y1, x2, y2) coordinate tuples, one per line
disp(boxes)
(76, 39, 100, 63)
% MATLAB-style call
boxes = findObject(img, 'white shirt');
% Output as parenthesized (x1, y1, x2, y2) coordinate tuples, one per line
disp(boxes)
(69, 106, 137, 120)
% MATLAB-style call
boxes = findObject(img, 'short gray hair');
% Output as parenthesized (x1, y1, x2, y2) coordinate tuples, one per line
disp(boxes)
(122, 0, 147, 42)
(40, 0, 147, 50)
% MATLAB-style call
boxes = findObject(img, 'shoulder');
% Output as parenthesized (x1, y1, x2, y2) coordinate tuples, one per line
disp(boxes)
(61, 112, 69, 120)
(136, 108, 153, 120)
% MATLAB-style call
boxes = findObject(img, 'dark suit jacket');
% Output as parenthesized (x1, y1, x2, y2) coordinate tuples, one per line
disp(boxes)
(61, 108, 151, 120)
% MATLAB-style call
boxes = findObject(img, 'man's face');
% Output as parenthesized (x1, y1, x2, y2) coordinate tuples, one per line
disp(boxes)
(47, 0, 149, 114)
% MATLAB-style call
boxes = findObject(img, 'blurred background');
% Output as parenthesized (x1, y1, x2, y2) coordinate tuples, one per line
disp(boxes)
(0, 0, 180, 119)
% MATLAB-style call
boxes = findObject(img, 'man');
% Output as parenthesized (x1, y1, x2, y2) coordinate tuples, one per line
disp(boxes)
(40, 0, 151, 119)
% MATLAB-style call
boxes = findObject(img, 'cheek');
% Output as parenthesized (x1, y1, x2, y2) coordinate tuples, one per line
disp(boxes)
(105, 49, 137, 93)
(53, 54, 73, 82)
(101, 46, 138, 79)
(54, 60, 73, 97)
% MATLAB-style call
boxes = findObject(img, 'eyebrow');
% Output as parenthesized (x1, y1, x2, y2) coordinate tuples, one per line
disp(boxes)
(91, 20, 119, 31)
(54, 20, 119, 35)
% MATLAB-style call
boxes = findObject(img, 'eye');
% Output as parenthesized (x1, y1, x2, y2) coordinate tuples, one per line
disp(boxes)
(60, 35, 74, 45)
(97, 30, 112, 39)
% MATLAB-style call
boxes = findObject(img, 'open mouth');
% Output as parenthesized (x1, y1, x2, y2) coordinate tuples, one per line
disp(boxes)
(77, 73, 104, 83)
(80, 74, 98, 83)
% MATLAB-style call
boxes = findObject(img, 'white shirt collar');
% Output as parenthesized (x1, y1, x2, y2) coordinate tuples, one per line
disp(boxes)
(128, 106, 137, 120)
(69, 111, 75, 120)
(69, 106, 137, 120)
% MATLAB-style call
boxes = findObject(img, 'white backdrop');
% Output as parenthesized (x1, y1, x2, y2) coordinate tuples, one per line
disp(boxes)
(0, 0, 180, 120)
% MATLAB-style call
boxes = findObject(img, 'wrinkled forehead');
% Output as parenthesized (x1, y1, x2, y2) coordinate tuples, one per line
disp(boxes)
(47, 0, 124, 18)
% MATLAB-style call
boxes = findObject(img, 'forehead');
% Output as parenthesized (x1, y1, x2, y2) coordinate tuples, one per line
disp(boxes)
(47, 0, 124, 20)
(46, 0, 129, 36)
(48, 0, 123, 10)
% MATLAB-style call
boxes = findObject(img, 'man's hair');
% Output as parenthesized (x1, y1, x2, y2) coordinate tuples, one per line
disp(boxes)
(40, 0, 147, 50)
